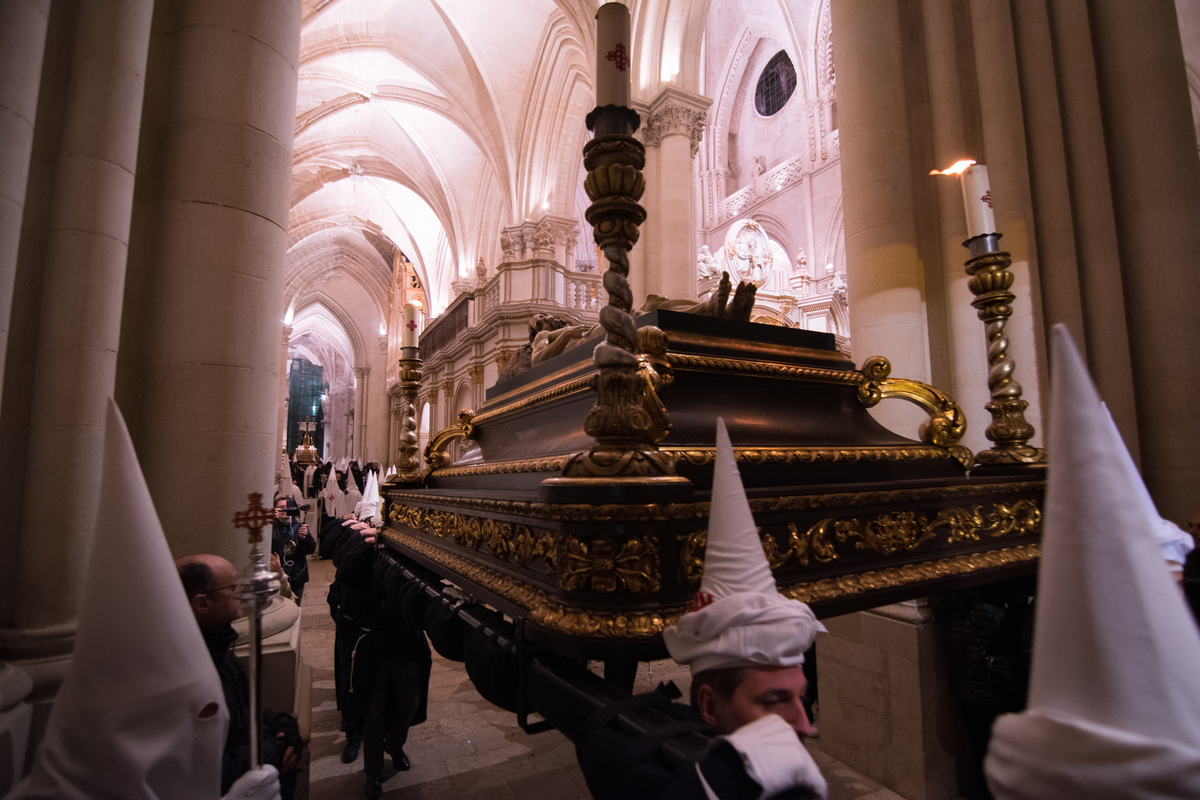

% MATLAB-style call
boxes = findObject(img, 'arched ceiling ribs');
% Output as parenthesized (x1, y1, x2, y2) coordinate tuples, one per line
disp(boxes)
(633, 0, 714, 98)
(514, 13, 592, 217)
(293, 296, 368, 368)
(298, 29, 517, 208)
(286, 238, 390, 323)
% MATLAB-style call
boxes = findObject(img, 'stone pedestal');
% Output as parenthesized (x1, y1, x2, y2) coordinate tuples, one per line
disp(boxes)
(233, 595, 305, 718)
(817, 602, 970, 800)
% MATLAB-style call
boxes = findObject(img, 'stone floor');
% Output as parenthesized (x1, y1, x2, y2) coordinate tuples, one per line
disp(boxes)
(299, 556, 906, 800)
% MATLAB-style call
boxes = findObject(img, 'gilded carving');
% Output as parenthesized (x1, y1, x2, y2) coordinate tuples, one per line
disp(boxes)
(383, 525, 1040, 640)
(561, 536, 660, 594)
(387, 502, 555, 570)
(668, 353, 863, 386)
(680, 500, 1041, 579)
(667, 446, 957, 467)
(422, 409, 475, 475)
(856, 355, 973, 468)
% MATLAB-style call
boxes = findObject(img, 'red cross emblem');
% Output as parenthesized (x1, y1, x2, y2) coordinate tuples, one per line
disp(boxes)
(233, 492, 275, 544)
(606, 43, 628, 72)
(981, 190, 993, 209)
(406, 320, 418, 332)
(692, 591, 715, 611)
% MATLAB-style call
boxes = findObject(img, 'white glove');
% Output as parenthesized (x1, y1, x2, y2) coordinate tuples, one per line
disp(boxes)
(222, 765, 281, 800)
(720, 714, 828, 799)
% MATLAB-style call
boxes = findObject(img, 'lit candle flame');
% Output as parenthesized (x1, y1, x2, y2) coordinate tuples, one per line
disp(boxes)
(930, 160, 977, 176)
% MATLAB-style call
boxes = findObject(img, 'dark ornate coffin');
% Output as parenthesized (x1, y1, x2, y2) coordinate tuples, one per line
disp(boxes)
(380, 311, 1043, 660)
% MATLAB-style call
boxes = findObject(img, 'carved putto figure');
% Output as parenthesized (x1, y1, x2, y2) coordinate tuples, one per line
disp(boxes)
(831, 270, 848, 305)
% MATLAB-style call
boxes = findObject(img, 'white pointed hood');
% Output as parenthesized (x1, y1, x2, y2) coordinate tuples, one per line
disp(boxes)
(10, 400, 228, 800)
(358, 470, 380, 522)
(662, 418, 824, 675)
(985, 326, 1200, 799)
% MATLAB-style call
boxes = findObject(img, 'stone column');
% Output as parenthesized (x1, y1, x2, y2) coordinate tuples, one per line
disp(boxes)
(1047, 0, 1139, 453)
(921, 0, 990, 455)
(831, 0, 930, 435)
(642, 87, 709, 301)
(0, 0, 50, 405)
(2, 0, 154, 702)
(116, 0, 302, 565)
(1090, 1, 1200, 522)
(968, 0, 1046, 442)
(276, 325, 292, 477)
(468, 361, 486, 408)
(353, 367, 369, 463)
(372, 335, 389, 465)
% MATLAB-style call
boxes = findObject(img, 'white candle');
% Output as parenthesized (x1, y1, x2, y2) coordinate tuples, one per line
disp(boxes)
(402, 304, 419, 348)
(960, 164, 996, 239)
(596, 2, 631, 108)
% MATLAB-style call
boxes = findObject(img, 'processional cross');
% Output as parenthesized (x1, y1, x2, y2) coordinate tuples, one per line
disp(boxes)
(234, 492, 275, 545)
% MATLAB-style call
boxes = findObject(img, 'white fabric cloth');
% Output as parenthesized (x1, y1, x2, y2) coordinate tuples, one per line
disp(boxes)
(663, 418, 824, 674)
(222, 766, 281, 800)
(10, 399, 228, 800)
(1100, 403, 1195, 568)
(988, 709, 1200, 800)
(720, 714, 828, 799)
(302, 465, 315, 496)
(323, 469, 343, 518)
(984, 326, 1200, 799)
(342, 470, 362, 518)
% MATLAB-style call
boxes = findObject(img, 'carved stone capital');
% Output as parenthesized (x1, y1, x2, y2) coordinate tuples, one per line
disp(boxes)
(467, 361, 486, 385)
(643, 89, 711, 156)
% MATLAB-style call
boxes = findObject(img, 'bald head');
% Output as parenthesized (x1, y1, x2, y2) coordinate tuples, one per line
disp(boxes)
(176, 555, 242, 629)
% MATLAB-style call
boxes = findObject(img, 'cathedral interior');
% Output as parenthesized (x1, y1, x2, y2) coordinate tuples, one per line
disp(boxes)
(3, 0, 1200, 797)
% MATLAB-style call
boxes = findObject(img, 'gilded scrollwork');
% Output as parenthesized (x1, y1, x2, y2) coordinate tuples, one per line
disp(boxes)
(383, 525, 1040, 639)
(387, 502, 555, 570)
(561, 536, 660, 594)
(680, 500, 1041, 580)
(667, 445, 957, 467)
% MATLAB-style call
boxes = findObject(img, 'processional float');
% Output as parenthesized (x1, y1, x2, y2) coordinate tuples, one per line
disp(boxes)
(369, 3, 1046, 761)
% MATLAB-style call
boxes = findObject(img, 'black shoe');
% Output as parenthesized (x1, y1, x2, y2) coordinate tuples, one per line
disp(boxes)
(365, 776, 382, 800)
(341, 737, 361, 764)
(391, 747, 410, 771)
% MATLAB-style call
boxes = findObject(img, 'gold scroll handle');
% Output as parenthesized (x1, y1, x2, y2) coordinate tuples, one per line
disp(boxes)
(423, 409, 476, 479)
(856, 356, 974, 469)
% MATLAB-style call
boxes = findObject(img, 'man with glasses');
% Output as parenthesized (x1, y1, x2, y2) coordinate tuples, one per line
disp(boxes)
(177, 555, 303, 799)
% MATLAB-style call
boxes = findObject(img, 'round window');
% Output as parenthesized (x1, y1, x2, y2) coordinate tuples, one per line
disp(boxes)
(755, 51, 798, 117)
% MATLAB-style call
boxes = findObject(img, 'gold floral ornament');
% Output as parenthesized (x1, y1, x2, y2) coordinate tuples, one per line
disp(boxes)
(680, 500, 1041, 578)
(561, 536, 660, 593)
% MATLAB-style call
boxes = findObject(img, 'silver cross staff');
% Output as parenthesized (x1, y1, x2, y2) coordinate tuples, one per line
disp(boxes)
(233, 492, 280, 768)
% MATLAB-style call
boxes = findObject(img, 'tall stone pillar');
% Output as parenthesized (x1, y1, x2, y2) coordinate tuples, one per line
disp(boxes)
(831, 0, 930, 435)
(1047, 0, 1139, 454)
(276, 325, 292, 478)
(353, 366, 369, 463)
(0, 0, 50, 404)
(372, 336, 389, 465)
(116, 0, 302, 565)
(642, 87, 709, 301)
(968, 0, 1046, 442)
(2, 0, 154, 701)
(921, 0, 989, 455)
(1090, 1, 1200, 522)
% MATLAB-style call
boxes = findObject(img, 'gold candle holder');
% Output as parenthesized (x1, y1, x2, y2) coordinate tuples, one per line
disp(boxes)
(965, 247, 1046, 466)
(393, 348, 423, 482)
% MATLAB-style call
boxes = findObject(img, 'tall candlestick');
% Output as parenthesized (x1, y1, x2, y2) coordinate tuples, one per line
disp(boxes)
(402, 303, 419, 348)
(596, 2, 631, 109)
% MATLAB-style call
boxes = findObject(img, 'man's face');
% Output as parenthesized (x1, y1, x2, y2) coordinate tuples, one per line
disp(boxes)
(274, 498, 289, 521)
(697, 665, 814, 736)
(196, 558, 242, 628)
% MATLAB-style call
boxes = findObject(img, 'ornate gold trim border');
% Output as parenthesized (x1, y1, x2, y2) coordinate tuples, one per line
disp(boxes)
(426, 445, 957, 479)
(471, 376, 593, 427)
(384, 480, 1045, 523)
(665, 445, 956, 466)
(667, 353, 864, 386)
(382, 525, 1039, 639)
(780, 543, 1041, 605)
